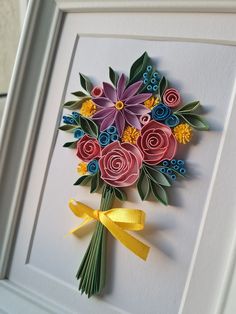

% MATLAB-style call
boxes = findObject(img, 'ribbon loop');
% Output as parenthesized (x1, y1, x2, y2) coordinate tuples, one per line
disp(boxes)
(68, 199, 150, 261)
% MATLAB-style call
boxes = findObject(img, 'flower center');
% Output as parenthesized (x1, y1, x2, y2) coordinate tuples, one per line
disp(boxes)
(115, 101, 124, 110)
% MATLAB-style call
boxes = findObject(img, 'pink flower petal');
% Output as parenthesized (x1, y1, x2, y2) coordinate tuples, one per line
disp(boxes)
(103, 82, 117, 103)
(121, 81, 143, 100)
(124, 110, 142, 130)
(164, 134, 177, 160)
(93, 97, 114, 108)
(117, 74, 127, 100)
(121, 142, 143, 168)
(125, 93, 152, 104)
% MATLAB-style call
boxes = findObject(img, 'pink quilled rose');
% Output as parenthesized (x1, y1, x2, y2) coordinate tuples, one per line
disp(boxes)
(163, 88, 181, 108)
(76, 134, 101, 162)
(137, 120, 177, 165)
(99, 141, 143, 187)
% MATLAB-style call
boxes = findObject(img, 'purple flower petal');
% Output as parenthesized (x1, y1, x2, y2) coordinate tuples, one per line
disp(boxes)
(117, 74, 127, 100)
(93, 97, 114, 108)
(125, 93, 152, 105)
(115, 110, 125, 136)
(92, 108, 114, 120)
(100, 110, 117, 131)
(124, 110, 142, 130)
(121, 81, 143, 100)
(103, 82, 117, 103)
(125, 104, 150, 115)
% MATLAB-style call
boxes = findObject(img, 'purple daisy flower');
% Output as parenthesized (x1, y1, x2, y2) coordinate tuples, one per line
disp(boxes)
(92, 74, 152, 136)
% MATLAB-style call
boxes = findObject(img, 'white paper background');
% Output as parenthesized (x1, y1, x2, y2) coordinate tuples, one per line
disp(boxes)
(28, 37, 236, 314)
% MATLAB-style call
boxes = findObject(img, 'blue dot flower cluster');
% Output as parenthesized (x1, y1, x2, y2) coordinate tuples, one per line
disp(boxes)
(98, 126, 119, 147)
(143, 65, 161, 93)
(63, 112, 80, 125)
(159, 159, 186, 180)
(88, 159, 99, 174)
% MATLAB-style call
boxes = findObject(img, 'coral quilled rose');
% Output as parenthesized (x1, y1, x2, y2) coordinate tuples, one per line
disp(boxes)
(99, 141, 143, 187)
(76, 134, 101, 162)
(137, 120, 177, 165)
(163, 88, 181, 108)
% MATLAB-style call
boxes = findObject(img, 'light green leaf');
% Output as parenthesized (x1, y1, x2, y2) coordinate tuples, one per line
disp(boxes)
(137, 169, 150, 201)
(74, 175, 92, 186)
(63, 96, 91, 110)
(150, 181, 168, 205)
(58, 124, 78, 132)
(178, 113, 209, 130)
(176, 101, 200, 113)
(128, 52, 150, 85)
(144, 165, 171, 187)
(80, 116, 98, 138)
(109, 67, 119, 86)
(114, 188, 127, 201)
(79, 73, 93, 93)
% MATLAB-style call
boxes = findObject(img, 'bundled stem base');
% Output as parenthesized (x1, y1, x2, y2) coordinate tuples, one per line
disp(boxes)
(76, 185, 114, 297)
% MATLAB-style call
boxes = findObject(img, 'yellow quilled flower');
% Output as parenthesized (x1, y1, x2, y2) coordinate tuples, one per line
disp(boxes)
(122, 126, 140, 144)
(77, 162, 88, 175)
(173, 123, 192, 144)
(80, 99, 97, 117)
(144, 96, 160, 110)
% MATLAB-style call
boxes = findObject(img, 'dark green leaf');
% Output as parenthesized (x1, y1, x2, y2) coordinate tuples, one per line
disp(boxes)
(159, 76, 168, 97)
(58, 124, 78, 132)
(109, 67, 119, 86)
(90, 173, 100, 193)
(63, 101, 76, 109)
(178, 113, 209, 130)
(74, 175, 92, 186)
(114, 188, 127, 201)
(128, 52, 150, 85)
(150, 181, 168, 205)
(144, 165, 171, 187)
(137, 169, 150, 201)
(79, 73, 93, 93)
(176, 101, 200, 113)
(72, 91, 88, 97)
(63, 141, 78, 148)
(80, 116, 98, 138)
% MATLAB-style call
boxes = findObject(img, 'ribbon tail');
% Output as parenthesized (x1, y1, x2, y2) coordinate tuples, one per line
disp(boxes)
(68, 217, 94, 235)
(100, 214, 150, 261)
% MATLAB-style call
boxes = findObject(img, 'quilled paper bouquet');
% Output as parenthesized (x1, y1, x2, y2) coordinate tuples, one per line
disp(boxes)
(59, 52, 209, 297)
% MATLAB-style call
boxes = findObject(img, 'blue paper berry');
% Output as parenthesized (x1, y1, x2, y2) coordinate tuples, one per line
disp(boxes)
(88, 160, 99, 174)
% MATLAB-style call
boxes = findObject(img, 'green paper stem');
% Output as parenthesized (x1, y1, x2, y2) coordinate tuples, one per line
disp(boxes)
(76, 185, 114, 297)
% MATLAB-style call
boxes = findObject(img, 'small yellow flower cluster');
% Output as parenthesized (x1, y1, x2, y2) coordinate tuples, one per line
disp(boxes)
(122, 126, 140, 144)
(173, 123, 192, 144)
(80, 99, 97, 117)
(144, 96, 160, 110)
(77, 162, 87, 175)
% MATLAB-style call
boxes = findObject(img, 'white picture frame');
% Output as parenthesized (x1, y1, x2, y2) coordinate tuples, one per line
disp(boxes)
(0, 0, 236, 313)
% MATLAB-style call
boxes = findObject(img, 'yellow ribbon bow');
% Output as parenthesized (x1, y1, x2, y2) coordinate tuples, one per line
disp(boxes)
(69, 199, 150, 261)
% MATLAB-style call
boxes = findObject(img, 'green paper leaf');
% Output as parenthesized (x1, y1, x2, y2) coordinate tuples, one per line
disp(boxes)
(128, 52, 150, 85)
(79, 73, 93, 93)
(58, 124, 78, 132)
(144, 165, 171, 187)
(74, 175, 92, 186)
(150, 181, 168, 205)
(178, 113, 209, 130)
(72, 91, 88, 97)
(63, 141, 78, 148)
(137, 169, 150, 201)
(80, 116, 98, 138)
(159, 76, 168, 97)
(177, 101, 200, 113)
(90, 172, 100, 193)
(114, 187, 127, 201)
(109, 67, 119, 86)
(63, 96, 91, 110)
